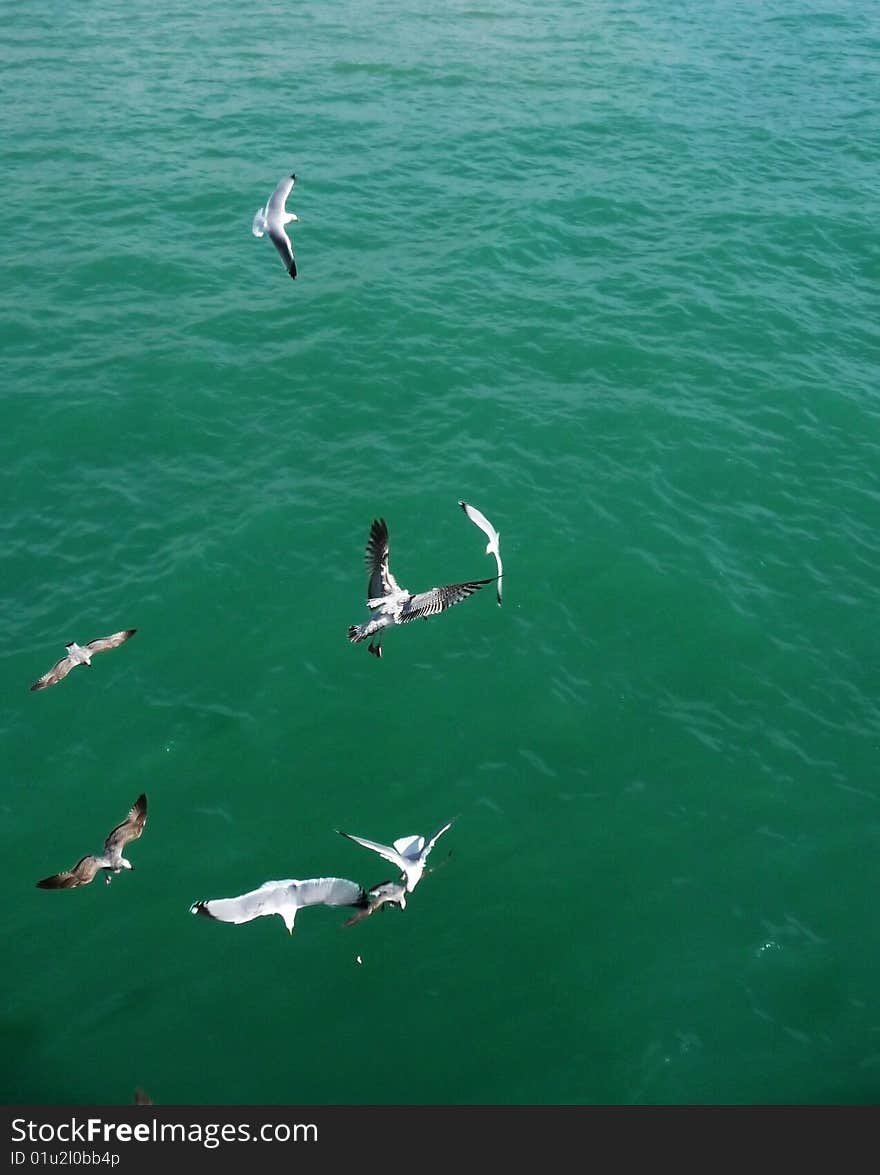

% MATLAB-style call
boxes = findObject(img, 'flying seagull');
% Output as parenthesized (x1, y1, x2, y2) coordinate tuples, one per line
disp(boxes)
(190, 877, 368, 935)
(252, 172, 298, 278)
(336, 821, 454, 893)
(348, 518, 494, 658)
(342, 879, 409, 927)
(459, 500, 502, 605)
(36, 793, 147, 889)
(30, 629, 136, 692)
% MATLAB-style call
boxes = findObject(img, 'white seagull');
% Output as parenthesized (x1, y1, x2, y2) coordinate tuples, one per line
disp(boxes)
(190, 877, 367, 936)
(348, 518, 494, 658)
(342, 879, 409, 927)
(459, 501, 502, 605)
(37, 793, 148, 889)
(30, 629, 137, 692)
(336, 821, 454, 893)
(252, 172, 298, 278)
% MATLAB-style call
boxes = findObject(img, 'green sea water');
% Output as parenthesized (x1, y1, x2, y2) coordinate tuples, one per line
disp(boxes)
(2, 0, 879, 1105)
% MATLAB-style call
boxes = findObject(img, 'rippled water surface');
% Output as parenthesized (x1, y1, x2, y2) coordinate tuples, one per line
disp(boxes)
(2, 0, 879, 1105)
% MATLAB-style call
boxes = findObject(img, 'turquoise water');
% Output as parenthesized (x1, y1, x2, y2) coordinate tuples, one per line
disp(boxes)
(3, 0, 879, 1105)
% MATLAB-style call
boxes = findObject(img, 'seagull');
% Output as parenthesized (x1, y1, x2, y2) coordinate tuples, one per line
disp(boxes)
(347, 518, 494, 658)
(30, 629, 136, 692)
(190, 877, 368, 935)
(134, 1089, 153, 1106)
(459, 500, 503, 605)
(336, 821, 454, 893)
(342, 879, 409, 927)
(36, 794, 147, 889)
(252, 172, 298, 278)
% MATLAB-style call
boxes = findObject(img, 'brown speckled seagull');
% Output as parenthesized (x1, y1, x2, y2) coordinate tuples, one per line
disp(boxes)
(30, 629, 136, 692)
(347, 518, 493, 658)
(342, 879, 409, 927)
(37, 794, 148, 889)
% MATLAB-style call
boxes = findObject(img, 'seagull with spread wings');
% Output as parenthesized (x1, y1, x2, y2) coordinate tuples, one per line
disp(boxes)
(36, 794, 147, 889)
(336, 821, 454, 893)
(30, 629, 136, 692)
(347, 518, 493, 658)
(252, 172, 299, 278)
(190, 877, 368, 936)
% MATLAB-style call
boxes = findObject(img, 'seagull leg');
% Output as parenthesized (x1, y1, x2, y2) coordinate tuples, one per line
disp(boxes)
(368, 639, 383, 659)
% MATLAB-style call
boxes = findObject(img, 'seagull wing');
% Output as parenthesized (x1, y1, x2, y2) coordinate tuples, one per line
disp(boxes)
(342, 905, 375, 928)
(337, 830, 408, 872)
(459, 501, 498, 545)
(266, 173, 295, 218)
(30, 654, 75, 692)
(292, 877, 367, 909)
(37, 855, 102, 889)
(342, 880, 404, 926)
(400, 578, 493, 622)
(365, 518, 402, 598)
(84, 629, 137, 655)
(190, 880, 292, 925)
(104, 794, 147, 857)
(423, 819, 454, 859)
(392, 835, 425, 859)
(268, 224, 296, 277)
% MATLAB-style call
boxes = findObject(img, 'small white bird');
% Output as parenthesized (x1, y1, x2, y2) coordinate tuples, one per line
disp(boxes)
(190, 877, 367, 936)
(459, 501, 502, 605)
(348, 518, 493, 658)
(252, 172, 298, 278)
(336, 821, 454, 893)
(30, 629, 137, 692)
(37, 794, 148, 889)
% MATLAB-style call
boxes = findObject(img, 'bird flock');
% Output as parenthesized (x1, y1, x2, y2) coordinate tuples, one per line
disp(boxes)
(32, 198, 504, 952)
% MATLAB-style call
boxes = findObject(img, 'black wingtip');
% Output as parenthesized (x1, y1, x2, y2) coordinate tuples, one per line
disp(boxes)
(190, 900, 213, 919)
